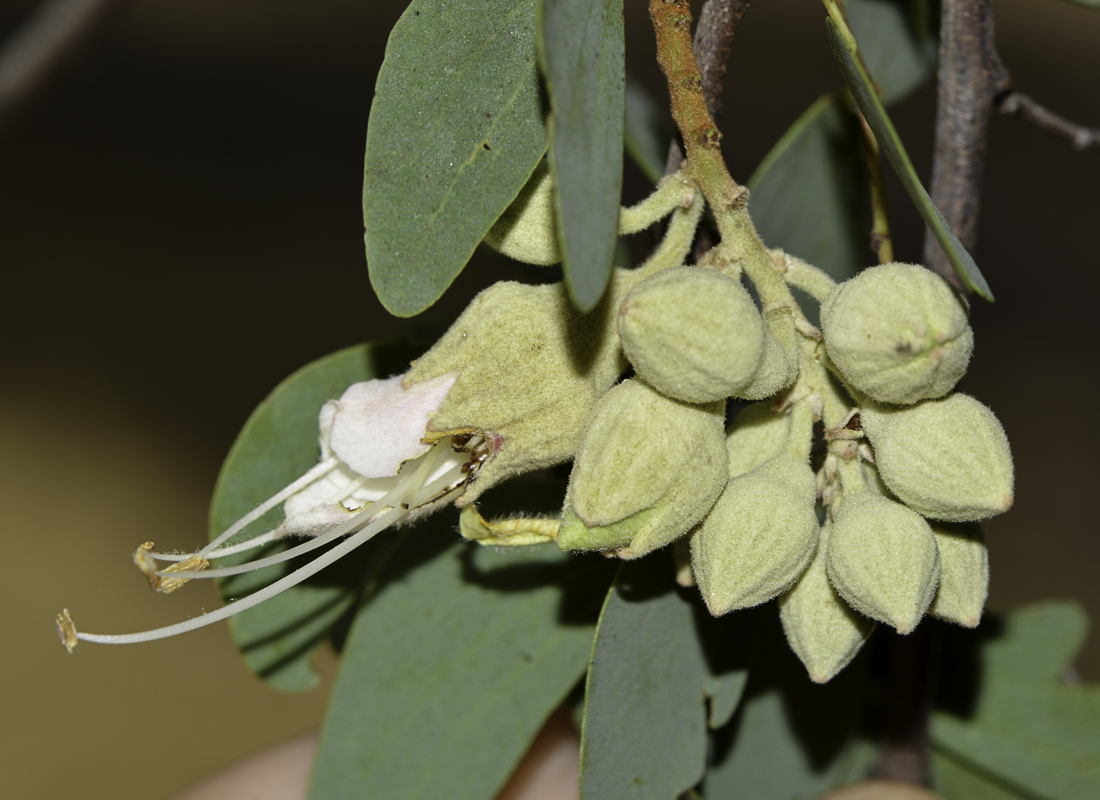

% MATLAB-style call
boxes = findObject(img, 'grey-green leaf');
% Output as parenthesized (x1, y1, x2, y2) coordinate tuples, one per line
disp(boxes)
(539, 0, 625, 311)
(748, 94, 869, 288)
(364, 0, 547, 317)
(933, 752, 1031, 800)
(625, 74, 673, 184)
(704, 609, 876, 799)
(309, 526, 614, 800)
(580, 555, 749, 800)
(209, 342, 424, 691)
(847, 0, 938, 105)
(825, 17, 994, 301)
(932, 602, 1100, 800)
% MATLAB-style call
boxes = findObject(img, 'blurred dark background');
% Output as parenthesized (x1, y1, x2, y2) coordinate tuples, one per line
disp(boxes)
(1, 0, 1097, 798)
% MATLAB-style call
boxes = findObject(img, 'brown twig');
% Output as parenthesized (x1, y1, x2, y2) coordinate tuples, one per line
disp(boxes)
(854, 107, 894, 264)
(997, 90, 1100, 151)
(922, 0, 1009, 287)
(0, 0, 122, 136)
(663, 0, 749, 176)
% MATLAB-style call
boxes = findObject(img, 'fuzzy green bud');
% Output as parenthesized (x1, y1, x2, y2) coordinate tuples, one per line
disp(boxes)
(929, 521, 988, 628)
(406, 273, 635, 503)
(726, 401, 791, 477)
(617, 267, 766, 403)
(826, 492, 940, 634)
(780, 519, 876, 683)
(558, 378, 727, 559)
(737, 308, 799, 400)
(483, 161, 561, 265)
(691, 453, 819, 615)
(861, 394, 1013, 522)
(821, 262, 973, 404)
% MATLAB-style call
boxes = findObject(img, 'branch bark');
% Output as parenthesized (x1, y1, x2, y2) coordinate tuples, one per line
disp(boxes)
(922, 0, 1009, 287)
(997, 90, 1100, 151)
(0, 0, 123, 136)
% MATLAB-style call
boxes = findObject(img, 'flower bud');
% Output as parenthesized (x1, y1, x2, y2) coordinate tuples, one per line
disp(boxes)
(691, 453, 819, 615)
(928, 521, 988, 628)
(617, 267, 766, 403)
(860, 394, 1013, 522)
(482, 161, 560, 265)
(557, 379, 727, 559)
(405, 273, 634, 503)
(825, 492, 940, 634)
(821, 262, 973, 404)
(736, 308, 799, 400)
(779, 519, 876, 683)
(725, 401, 791, 477)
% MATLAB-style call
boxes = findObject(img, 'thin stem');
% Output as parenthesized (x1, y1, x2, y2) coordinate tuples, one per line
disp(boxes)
(997, 91, 1100, 151)
(856, 108, 895, 264)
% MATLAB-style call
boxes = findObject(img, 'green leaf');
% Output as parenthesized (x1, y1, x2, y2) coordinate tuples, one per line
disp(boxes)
(847, 0, 938, 105)
(825, 16, 995, 301)
(539, 0, 625, 311)
(364, 0, 547, 317)
(625, 74, 673, 184)
(209, 342, 424, 691)
(579, 555, 749, 800)
(748, 94, 869, 287)
(933, 752, 1031, 800)
(704, 609, 876, 799)
(309, 525, 615, 800)
(932, 602, 1100, 800)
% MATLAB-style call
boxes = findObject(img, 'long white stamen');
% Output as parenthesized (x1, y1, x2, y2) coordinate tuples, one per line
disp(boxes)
(74, 507, 407, 646)
(74, 440, 450, 647)
(196, 456, 340, 557)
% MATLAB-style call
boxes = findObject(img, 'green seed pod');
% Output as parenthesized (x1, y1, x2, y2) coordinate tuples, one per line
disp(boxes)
(861, 394, 1014, 522)
(726, 401, 791, 477)
(558, 378, 727, 559)
(405, 272, 635, 503)
(691, 453, 819, 615)
(482, 161, 561, 266)
(929, 521, 988, 628)
(821, 262, 973, 404)
(780, 519, 876, 683)
(826, 492, 940, 634)
(737, 308, 799, 400)
(617, 267, 766, 403)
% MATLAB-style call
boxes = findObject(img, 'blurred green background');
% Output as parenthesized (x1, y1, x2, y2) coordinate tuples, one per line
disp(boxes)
(1, 0, 1098, 798)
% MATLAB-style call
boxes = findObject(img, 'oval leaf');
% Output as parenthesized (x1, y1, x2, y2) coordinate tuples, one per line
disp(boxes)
(539, 0, 625, 311)
(825, 16, 995, 301)
(847, 0, 938, 105)
(748, 94, 870, 287)
(580, 555, 749, 800)
(209, 342, 424, 691)
(309, 526, 615, 800)
(365, 0, 548, 317)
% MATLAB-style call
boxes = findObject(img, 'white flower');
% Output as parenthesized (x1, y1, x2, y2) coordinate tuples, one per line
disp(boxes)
(57, 372, 491, 652)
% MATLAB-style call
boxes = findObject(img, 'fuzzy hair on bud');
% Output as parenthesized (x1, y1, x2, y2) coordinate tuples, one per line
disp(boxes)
(821, 262, 973, 405)
(691, 453, 820, 615)
(861, 393, 1014, 522)
(482, 160, 561, 265)
(928, 521, 988, 628)
(826, 492, 941, 634)
(617, 267, 766, 403)
(779, 519, 876, 683)
(557, 378, 727, 559)
(725, 400, 792, 478)
(405, 273, 637, 503)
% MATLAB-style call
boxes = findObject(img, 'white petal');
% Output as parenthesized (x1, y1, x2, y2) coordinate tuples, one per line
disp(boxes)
(318, 400, 339, 459)
(277, 504, 359, 537)
(329, 373, 456, 478)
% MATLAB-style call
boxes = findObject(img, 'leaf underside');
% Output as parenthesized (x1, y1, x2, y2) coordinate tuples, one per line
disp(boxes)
(365, 0, 548, 317)
(579, 554, 749, 800)
(624, 73, 674, 184)
(309, 527, 615, 800)
(209, 342, 424, 691)
(847, 0, 938, 106)
(539, 0, 626, 312)
(825, 17, 994, 301)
